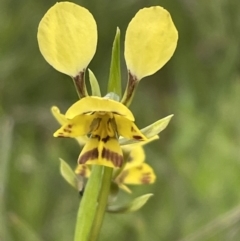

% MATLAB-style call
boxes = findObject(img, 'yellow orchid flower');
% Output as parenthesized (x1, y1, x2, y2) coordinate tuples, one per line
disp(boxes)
(38, 2, 177, 168)
(75, 146, 156, 193)
(51, 102, 173, 168)
(52, 105, 173, 148)
(53, 96, 147, 168)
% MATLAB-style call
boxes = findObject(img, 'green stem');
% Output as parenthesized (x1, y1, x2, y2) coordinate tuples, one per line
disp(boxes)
(89, 167, 113, 241)
(74, 165, 103, 241)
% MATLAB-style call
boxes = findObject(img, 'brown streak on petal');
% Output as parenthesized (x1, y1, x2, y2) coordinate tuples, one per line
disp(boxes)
(101, 148, 123, 167)
(63, 129, 71, 133)
(93, 135, 100, 141)
(112, 111, 121, 115)
(82, 111, 92, 115)
(141, 172, 152, 184)
(133, 135, 143, 140)
(78, 148, 99, 164)
(101, 136, 110, 143)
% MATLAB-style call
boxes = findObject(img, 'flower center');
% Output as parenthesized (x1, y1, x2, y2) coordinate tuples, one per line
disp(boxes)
(90, 112, 117, 140)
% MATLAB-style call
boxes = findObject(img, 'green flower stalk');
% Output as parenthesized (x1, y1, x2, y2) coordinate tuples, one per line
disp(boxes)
(37, 2, 178, 241)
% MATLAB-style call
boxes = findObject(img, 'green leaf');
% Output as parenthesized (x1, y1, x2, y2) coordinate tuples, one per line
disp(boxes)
(107, 193, 153, 213)
(59, 158, 79, 190)
(108, 27, 121, 97)
(140, 114, 174, 137)
(119, 114, 173, 145)
(88, 69, 101, 97)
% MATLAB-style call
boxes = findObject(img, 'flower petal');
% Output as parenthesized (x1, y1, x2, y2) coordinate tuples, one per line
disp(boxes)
(78, 136, 123, 168)
(119, 114, 173, 146)
(75, 164, 91, 178)
(107, 193, 153, 213)
(53, 114, 94, 138)
(124, 146, 145, 170)
(60, 158, 79, 189)
(114, 114, 147, 141)
(140, 114, 173, 137)
(51, 106, 67, 125)
(116, 163, 156, 185)
(125, 7, 178, 80)
(66, 96, 134, 121)
(51, 106, 88, 145)
(37, 2, 97, 77)
(75, 136, 89, 147)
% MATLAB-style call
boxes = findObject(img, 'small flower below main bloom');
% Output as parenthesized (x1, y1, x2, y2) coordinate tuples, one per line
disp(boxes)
(75, 145, 156, 193)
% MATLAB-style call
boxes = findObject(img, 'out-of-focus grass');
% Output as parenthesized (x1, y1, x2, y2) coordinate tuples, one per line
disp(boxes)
(0, 117, 14, 241)
(1, 0, 240, 241)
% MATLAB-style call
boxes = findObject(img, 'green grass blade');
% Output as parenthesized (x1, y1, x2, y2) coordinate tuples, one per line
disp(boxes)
(108, 27, 121, 97)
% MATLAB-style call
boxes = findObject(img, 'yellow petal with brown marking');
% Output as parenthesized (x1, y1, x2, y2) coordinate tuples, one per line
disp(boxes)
(117, 163, 156, 185)
(114, 114, 147, 141)
(53, 114, 94, 137)
(125, 146, 145, 169)
(78, 136, 123, 168)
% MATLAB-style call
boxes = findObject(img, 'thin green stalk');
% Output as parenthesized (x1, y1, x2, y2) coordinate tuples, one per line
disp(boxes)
(178, 204, 240, 241)
(108, 28, 121, 97)
(74, 18, 120, 241)
(74, 166, 103, 241)
(9, 213, 43, 241)
(89, 167, 113, 241)
(0, 117, 14, 241)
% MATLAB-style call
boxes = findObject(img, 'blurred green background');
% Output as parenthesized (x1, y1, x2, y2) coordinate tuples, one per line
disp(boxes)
(1, 0, 240, 240)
